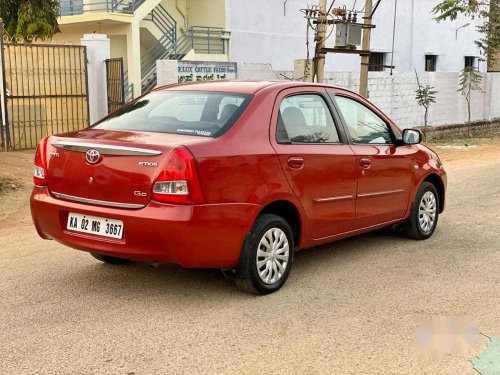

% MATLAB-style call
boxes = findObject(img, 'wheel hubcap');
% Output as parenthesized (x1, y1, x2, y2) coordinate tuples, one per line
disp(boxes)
(418, 191, 437, 233)
(256, 228, 289, 285)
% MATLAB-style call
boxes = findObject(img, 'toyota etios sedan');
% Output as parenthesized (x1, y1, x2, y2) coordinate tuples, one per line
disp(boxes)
(31, 81, 446, 294)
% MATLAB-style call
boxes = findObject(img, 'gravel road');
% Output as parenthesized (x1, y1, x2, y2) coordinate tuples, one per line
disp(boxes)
(1, 144, 499, 374)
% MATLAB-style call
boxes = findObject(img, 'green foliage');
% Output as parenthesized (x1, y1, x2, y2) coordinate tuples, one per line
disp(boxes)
(458, 66, 483, 97)
(0, 0, 60, 40)
(415, 84, 438, 109)
(433, 0, 482, 21)
(477, 1, 500, 65)
(432, 0, 500, 66)
(415, 70, 438, 128)
(458, 66, 483, 137)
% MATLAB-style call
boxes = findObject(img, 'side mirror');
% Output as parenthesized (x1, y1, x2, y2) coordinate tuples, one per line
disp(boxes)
(402, 129, 423, 145)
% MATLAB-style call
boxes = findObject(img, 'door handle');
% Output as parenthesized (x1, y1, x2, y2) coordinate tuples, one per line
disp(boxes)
(287, 156, 304, 169)
(359, 157, 372, 169)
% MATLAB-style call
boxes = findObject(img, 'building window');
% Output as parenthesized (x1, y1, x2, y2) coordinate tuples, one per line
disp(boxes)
(465, 56, 477, 69)
(425, 55, 437, 72)
(369, 53, 385, 71)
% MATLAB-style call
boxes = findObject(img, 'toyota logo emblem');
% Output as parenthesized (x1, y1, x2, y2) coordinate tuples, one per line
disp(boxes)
(85, 149, 101, 164)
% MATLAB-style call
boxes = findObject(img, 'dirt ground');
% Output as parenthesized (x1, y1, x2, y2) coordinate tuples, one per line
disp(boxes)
(1, 137, 500, 374)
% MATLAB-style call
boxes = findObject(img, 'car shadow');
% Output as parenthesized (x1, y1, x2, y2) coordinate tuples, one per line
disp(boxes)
(56, 229, 409, 300)
(294, 228, 405, 262)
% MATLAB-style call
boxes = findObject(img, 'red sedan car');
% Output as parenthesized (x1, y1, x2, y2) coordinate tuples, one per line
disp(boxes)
(31, 81, 446, 294)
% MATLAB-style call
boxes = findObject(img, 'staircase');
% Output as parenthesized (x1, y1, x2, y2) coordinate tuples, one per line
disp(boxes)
(60, 0, 229, 99)
(140, 26, 228, 93)
(140, 4, 180, 92)
(121, 4, 178, 99)
(140, 30, 193, 92)
(67, 1, 231, 98)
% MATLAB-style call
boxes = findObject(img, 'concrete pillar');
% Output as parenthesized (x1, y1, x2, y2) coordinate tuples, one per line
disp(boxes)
(126, 21, 142, 98)
(81, 33, 110, 124)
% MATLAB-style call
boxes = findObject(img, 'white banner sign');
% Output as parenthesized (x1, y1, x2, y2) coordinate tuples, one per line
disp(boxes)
(177, 61, 237, 83)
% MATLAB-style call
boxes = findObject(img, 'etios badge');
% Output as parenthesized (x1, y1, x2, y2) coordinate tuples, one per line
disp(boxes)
(85, 149, 101, 164)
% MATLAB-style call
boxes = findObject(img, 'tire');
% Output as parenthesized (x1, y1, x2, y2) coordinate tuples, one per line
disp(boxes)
(401, 182, 440, 240)
(235, 214, 294, 295)
(91, 253, 131, 265)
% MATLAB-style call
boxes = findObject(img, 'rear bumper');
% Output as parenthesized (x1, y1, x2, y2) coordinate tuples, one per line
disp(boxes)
(30, 186, 261, 268)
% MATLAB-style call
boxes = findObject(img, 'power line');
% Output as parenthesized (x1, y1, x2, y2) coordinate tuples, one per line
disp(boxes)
(327, 0, 336, 15)
(360, 1, 367, 13)
(351, 0, 358, 12)
(390, 0, 398, 75)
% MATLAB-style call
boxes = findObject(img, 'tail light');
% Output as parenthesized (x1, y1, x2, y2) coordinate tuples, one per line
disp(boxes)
(33, 137, 48, 186)
(152, 147, 205, 205)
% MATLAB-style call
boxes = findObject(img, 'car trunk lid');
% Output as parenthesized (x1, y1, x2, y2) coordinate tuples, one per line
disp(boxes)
(46, 129, 207, 208)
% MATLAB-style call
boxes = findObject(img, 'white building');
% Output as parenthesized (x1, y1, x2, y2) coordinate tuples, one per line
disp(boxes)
(223, 0, 500, 129)
(54, 0, 499, 128)
(56, 0, 229, 98)
(227, 0, 487, 73)
(54, 0, 489, 98)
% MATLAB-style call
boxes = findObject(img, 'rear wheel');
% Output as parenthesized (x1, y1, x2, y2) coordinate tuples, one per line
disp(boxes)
(401, 182, 439, 240)
(91, 253, 131, 265)
(235, 214, 294, 295)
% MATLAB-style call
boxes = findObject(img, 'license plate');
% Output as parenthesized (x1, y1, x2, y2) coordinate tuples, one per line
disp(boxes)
(67, 213, 124, 239)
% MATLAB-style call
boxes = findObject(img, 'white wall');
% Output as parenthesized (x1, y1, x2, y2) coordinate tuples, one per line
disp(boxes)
(226, 0, 485, 73)
(237, 63, 500, 128)
(320, 71, 495, 128)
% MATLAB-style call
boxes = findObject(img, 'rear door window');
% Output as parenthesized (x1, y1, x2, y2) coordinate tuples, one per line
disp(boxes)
(94, 91, 252, 137)
(277, 94, 341, 144)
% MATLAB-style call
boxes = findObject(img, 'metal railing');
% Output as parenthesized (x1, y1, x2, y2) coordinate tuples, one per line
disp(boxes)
(143, 4, 177, 35)
(140, 4, 179, 92)
(141, 4, 177, 73)
(105, 58, 125, 113)
(59, 0, 147, 16)
(123, 70, 134, 101)
(140, 27, 230, 92)
(0, 41, 89, 150)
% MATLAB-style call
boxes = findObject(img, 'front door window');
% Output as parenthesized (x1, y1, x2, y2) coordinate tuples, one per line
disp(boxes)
(334, 96, 392, 145)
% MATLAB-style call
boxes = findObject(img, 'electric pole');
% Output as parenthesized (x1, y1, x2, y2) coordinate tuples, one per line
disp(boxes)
(359, 0, 373, 98)
(314, 0, 327, 83)
(304, 0, 385, 87)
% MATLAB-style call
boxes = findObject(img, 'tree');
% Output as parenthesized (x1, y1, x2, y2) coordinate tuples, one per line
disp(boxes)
(458, 67, 483, 137)
(432, 0, 500, 68)
(0, 0, 60, 40)
(415, 70, 438, 134)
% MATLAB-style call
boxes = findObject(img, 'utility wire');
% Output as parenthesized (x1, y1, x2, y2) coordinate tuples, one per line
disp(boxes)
(327, 0, 336, 15)
(370, 0, 382, 18)
(305, 12, 311, 81)
(360, 0, 367, 13)
(390, 0, 398, 75)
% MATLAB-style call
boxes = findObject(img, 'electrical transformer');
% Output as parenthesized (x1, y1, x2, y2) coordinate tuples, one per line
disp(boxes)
(335, 22, 363, 48)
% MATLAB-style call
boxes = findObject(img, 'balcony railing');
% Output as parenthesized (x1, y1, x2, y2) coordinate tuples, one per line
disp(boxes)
(59, 0, 146, 16)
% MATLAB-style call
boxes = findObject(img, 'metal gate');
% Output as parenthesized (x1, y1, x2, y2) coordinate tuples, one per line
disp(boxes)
(105, 58, 125, 114)
(0, 35, 89, 150)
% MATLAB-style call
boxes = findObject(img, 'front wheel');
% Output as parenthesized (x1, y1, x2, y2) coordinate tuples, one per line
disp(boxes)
(235, 214, 294, 295)
(402, 182, 440, 240)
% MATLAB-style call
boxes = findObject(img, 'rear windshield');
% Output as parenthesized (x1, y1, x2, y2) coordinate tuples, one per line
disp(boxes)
(94, 91, 253, 137)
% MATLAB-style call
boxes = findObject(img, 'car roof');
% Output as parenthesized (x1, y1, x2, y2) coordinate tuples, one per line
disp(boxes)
(155, 80, 342, 95)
